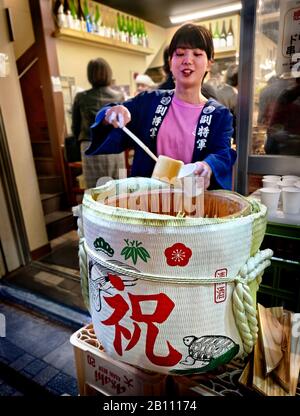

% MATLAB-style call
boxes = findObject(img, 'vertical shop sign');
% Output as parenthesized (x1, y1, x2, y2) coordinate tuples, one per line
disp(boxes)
(276, 0, 300, 77)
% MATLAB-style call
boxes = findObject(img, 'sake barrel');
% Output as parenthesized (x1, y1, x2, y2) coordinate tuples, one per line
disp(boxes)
(76, 177, 272, 375)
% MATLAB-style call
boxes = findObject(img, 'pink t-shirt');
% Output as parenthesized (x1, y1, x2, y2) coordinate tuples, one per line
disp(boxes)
(157, 96, 204, 164)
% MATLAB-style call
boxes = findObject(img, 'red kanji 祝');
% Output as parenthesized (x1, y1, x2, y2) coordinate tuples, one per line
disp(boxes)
(101, 273, 182, 366)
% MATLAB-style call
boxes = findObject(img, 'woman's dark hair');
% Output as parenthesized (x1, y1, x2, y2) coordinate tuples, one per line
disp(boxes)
(87, 58, 112, 87)
(163, 46, 171, 74)
(169, 23, 214, 61)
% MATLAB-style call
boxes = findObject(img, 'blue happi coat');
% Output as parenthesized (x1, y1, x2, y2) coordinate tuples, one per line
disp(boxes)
(87, 90, 236, 190)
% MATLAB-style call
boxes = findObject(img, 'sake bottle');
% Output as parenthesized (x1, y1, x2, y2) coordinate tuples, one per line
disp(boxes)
(63, 0, 72, 28)
(53, 0, 63, 16)
(226, 19, 234, 48)
(213, 21, 220, 49)
(126, 16, 132, 43)
(94, 4, 101, 33)
(77, 0, 86, 31)
(83, 0, 92, 32)
(116, 12, 122, 40)
(220, 20, 227, 48)
(54, 1, 65, 28)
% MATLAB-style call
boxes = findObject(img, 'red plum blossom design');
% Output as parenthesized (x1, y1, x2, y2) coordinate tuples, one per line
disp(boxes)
(164, 243, 192, 267)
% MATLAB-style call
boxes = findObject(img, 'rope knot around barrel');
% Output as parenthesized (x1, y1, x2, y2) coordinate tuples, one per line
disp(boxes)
(232, 248, 273, 355)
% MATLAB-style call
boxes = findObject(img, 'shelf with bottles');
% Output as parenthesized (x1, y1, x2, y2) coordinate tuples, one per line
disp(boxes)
(200, 15, 240, 58)
(54, 27, 154, 55)
(53, 0, 154, 55)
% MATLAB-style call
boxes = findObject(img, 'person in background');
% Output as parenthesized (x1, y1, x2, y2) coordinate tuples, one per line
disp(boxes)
(257, 75, 291, 128)
(265, 76, 300, 155)
(87, 24, 236, 191)
(217, 64, 238, 115)
(134, 74, 156, 95)
(71, 58, 126, 188)
(158, 46, 176, 89)
(217, 64, 238, 142)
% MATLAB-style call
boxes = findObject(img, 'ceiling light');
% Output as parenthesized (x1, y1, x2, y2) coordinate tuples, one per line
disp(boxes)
(169, 2, 242, 25)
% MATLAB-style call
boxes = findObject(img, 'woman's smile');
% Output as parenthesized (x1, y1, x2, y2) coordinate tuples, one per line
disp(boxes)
(182, 68, 194, 76)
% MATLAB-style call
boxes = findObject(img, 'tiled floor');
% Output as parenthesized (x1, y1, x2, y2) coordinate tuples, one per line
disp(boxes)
(0, 300, 82, 396)
(0, 231, 91, 396)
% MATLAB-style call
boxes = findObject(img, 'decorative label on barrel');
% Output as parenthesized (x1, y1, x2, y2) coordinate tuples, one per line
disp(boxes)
(88, 257, 241, 374)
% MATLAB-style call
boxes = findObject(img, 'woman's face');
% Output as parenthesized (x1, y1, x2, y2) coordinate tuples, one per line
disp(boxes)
(170, 47, 211, 89)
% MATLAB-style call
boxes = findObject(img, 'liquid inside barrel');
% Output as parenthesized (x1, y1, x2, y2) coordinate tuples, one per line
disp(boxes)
(102, 188, 251, 218)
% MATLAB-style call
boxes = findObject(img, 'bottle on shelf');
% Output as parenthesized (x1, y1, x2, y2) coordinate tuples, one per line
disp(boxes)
(130, 17, 137, 45)
(121, 14, 129, 43)
(53, 0, 62, 16)
(77, 0, 86, 31)
(70, 0, 80, 30)
(69, 0, 76, 19)
(126, 16, 132, 43)
(220, 20, 227, 48)
(116, 12, 123, 40)
(208, 22, 213, 35)
(83, 0, 92, 32)
(63, 0, 73, 28)
(141, 20, 148, 48)
(135, 19, 141, 45)
(54, 1, 65, 28)
(110, 9, 118, 39)
(93, 4, 101, 33)
(213, 21, 220, 49)
(226, 18, 234, 48)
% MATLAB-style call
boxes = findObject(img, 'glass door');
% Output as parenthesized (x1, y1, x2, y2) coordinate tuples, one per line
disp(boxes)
(236, 0, 300, 195)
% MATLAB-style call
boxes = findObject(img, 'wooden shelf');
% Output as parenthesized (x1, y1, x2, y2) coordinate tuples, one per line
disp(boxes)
(215, 47, 237, 59)
(53, 28, 154, 56)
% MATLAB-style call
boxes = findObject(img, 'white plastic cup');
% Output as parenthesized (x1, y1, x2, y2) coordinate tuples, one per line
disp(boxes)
(177, 163, 204, 217)
(260, 188, 281, 213)
(177, 163, 204, 197)
(282, 187, 300, 214)
(279, 178, 297, 188)
(262, 175, 281, 181)
(282, 175, 299, 181)
(262, 178, 280, 188)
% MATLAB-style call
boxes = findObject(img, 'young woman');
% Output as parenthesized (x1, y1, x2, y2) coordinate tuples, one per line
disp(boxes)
(86, 24, 236, 190)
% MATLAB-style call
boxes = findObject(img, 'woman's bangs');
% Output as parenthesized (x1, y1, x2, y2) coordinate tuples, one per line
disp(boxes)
(176, 31, 206, 51)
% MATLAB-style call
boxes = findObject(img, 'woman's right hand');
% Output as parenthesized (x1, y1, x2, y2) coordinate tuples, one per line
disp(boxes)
(104, 105, 131, 129)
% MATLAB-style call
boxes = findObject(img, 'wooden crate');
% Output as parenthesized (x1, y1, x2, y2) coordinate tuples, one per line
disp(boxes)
(70, 323, 167, 396)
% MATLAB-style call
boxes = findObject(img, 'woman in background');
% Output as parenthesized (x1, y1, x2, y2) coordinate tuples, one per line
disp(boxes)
(72, 58, 126, 188)
(87, 24, 236, 190)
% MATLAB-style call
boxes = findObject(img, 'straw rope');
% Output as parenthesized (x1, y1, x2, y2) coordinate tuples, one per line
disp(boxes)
(232, 249, 273, 355)
(73, 206, 90, 312)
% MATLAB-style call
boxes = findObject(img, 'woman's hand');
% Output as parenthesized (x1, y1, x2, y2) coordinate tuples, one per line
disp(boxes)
(194, 161, 212, 189)
(104, 105, 131, 128)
